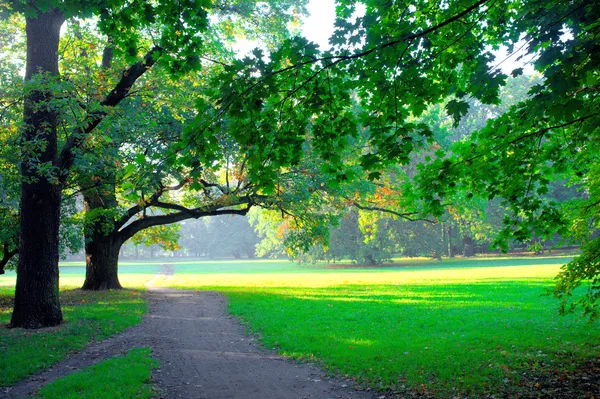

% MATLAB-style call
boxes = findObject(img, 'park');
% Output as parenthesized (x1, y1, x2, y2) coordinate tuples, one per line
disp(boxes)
(0, 0, 599, 397)
(1, 255, 598, 398)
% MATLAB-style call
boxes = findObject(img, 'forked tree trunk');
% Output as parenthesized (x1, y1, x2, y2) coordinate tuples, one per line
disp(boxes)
(11, 9, 65, 329)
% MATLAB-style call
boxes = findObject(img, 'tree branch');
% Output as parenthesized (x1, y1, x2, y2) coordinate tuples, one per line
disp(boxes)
(0, 242, 18, 275)
(453, 112, 600, 169)
(266, 0, 492, 77)
(55, 46, 163, 182)
(114, 179, 188, 229)
(197, 0, 492, 135)
(351, 201, 436, 223)
(117, 205, 252, 244)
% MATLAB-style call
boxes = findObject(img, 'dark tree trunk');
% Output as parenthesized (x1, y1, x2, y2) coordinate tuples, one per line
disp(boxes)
(82, 234, 123, 290)
(81, 182, 122, 290)
(463, 235, 475, 257)
(10, 10, 65, 329)
(447, 223, 454, 258)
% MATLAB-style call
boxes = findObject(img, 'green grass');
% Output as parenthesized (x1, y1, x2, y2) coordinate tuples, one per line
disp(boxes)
(1, 256, 596, 396)
(0, 288, 146, 386)
(146, 256, 599, 397)
(35, 348, 157, 399)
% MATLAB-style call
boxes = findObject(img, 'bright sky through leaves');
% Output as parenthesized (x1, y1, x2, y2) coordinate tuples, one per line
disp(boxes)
(300, 0, 532, 74)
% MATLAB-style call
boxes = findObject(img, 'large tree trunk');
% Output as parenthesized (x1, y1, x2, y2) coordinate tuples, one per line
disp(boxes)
(81, 182, 122, 290)
(82, 233, 123, 290)
(10, 10, 65, 329)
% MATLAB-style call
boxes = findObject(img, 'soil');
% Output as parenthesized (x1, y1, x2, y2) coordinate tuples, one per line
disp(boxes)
(1, 284, 374, 399)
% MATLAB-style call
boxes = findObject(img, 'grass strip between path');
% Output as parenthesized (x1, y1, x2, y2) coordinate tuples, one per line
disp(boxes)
(0, 288, 146, 386)
(34, 347, 157, 399)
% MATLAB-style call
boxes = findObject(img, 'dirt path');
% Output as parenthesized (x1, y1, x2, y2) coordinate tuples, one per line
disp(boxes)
(2, 287, 374, 399)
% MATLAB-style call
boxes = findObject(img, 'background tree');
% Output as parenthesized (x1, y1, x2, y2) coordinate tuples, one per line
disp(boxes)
(409, 1, 600, 316)
(63, 1, 306, 289)
(206, 0, 599, 318)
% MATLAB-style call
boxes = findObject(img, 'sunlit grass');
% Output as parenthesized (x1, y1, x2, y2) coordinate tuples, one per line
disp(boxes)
(35, 348, 157, 399)
(145, 256, 599, 396)
(0, 288, 146, 386)
(149, 257, 568, 289)
(1, 255, 594, 396)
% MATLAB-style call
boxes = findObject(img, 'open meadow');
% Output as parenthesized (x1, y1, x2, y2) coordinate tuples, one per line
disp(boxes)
(1, 256, 598, 397)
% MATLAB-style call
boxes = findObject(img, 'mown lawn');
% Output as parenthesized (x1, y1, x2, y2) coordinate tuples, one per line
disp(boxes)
(0, 287, 147, 386)
(150, 256, 600, 397)
(1, 256, 597, 396)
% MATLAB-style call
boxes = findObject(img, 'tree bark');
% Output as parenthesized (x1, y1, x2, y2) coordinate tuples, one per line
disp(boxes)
(81, 182, 122, 290)
(11, 9, 65, 329)
(463, 234, 475, 257)
(447, 223, 454, 258)
(82, 233, 123, 290)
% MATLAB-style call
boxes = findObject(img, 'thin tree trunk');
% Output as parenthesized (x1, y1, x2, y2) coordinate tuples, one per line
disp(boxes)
(11, 9, 65, 329)
(441, 222, 448, 257)
(447, 223, 454, 258)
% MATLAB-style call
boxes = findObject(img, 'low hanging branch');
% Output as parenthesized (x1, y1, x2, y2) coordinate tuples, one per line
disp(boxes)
(114, 179, 189, 230)
(0, 243, 18, 275)
(117, 204, 253, 244)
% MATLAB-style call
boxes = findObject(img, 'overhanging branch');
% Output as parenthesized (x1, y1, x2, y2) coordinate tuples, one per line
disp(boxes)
(116, 204, 252, 244)
(351, 201, 436, 223)
(0, 242, 18, 275)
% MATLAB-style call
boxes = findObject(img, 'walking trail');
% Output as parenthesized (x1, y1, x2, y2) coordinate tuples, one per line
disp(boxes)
(1, 270, 375, 399)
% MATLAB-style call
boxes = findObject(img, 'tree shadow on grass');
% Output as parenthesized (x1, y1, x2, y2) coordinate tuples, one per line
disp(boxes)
(0, 288, 146, 386)
(225, 280, 598, 397)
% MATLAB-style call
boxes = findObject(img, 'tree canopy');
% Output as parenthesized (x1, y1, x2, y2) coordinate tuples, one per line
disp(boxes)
(1, 0, 599, 326)
(198, 0, 599, 315)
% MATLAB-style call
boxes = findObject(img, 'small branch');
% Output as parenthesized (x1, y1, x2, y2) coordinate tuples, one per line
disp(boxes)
(351, 201, 436, 223)
(450, 112, 600, 170)
(0, 242, 18, 275)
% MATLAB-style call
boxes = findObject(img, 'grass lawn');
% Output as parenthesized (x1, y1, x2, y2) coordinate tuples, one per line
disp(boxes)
(148, 256, 599, 397)
(35, 348, 157, 399)
(1, 255, 597, 396)
(0, 287, 146, 386)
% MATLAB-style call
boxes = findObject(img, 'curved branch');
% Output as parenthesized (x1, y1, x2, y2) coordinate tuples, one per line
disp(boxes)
(116, 205, 252, 244)
(55, 46, 163, 181)
(0, 242, 18, 275)
(114, 179, 188, 229)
